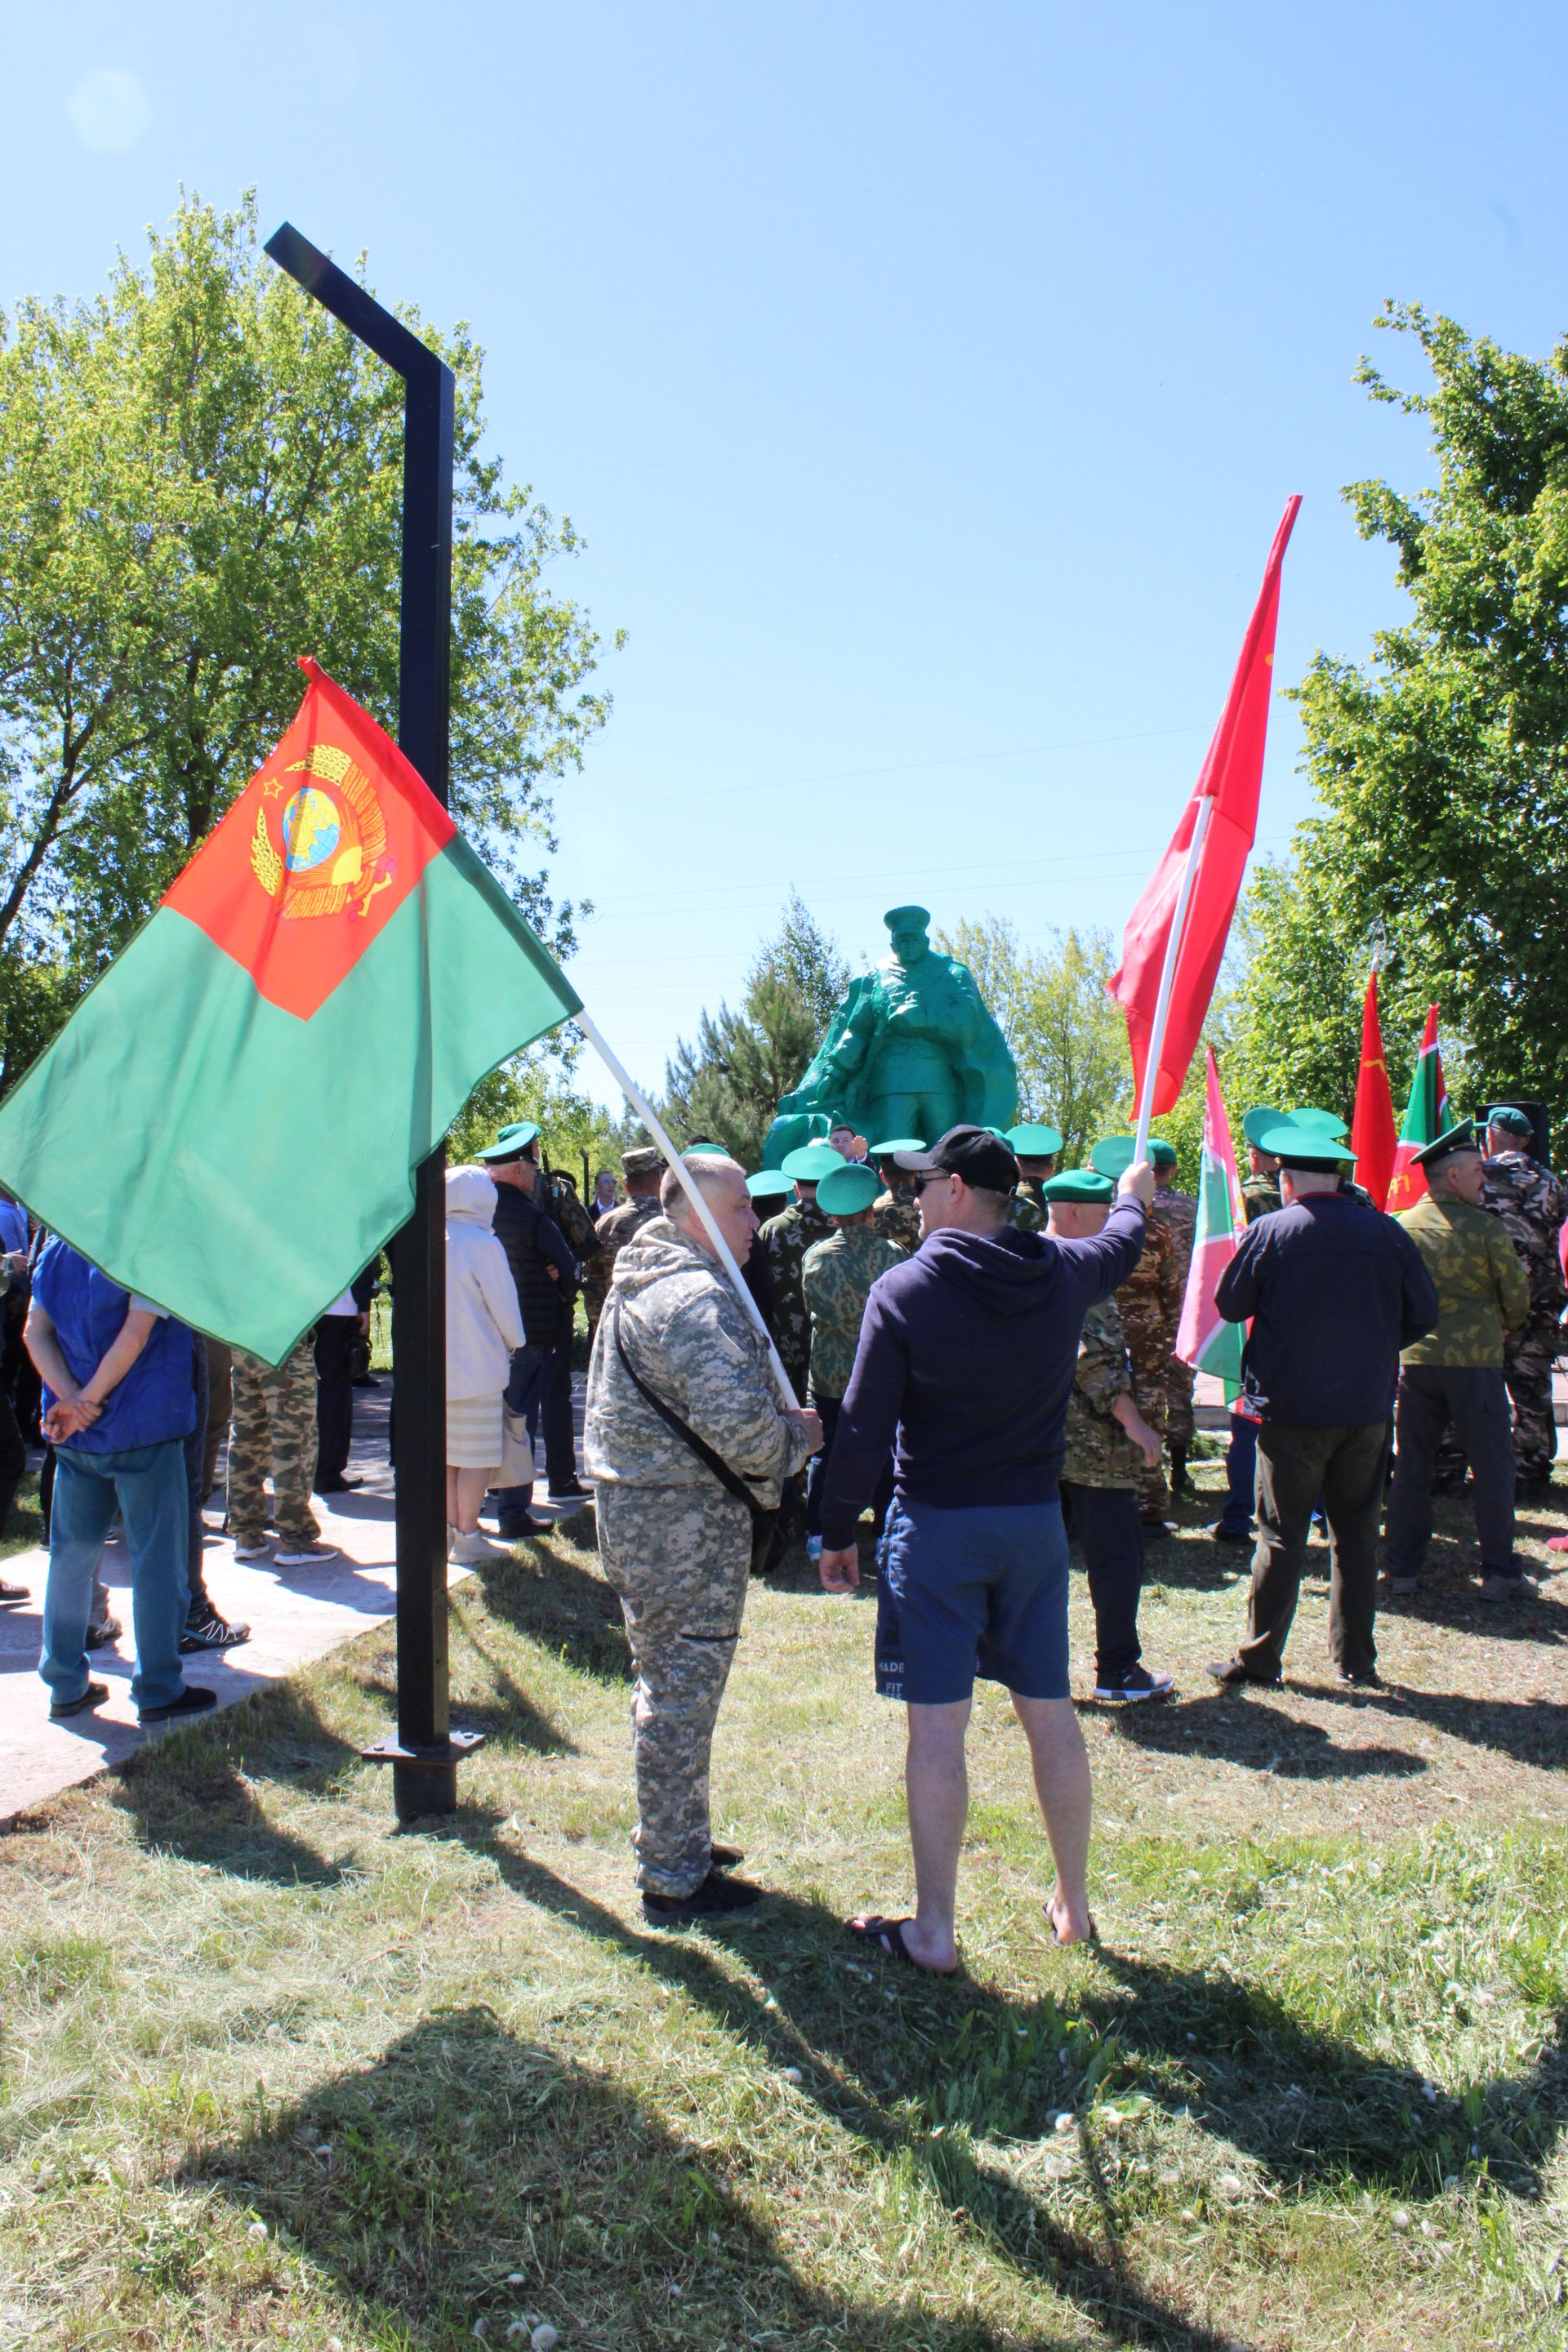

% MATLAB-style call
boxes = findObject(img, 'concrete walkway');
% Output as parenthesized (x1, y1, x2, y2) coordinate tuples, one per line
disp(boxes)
(0, 1378, 588, 1824)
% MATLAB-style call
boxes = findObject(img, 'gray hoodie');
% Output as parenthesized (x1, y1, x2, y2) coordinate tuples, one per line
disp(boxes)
(583, 1216, 808, 1508)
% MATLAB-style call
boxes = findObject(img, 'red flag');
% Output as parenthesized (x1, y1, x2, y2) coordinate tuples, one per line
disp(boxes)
(1385, 1004, 1453, 1215)
(1110, 497, 1301, 1115)
(1351, 970, 1397, 1210)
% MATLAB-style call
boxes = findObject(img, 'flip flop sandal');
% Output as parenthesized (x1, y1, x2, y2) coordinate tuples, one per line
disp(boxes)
(846, 1914, 961, 1977)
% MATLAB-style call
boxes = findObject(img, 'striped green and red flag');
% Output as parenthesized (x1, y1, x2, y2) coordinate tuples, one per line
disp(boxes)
(0, 659, 581, 1361)
(1384, 1003, 1453, 1216)
(1176, 1046, 1245, 1396)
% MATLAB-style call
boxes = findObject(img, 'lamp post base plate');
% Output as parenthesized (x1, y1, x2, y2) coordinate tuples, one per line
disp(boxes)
(359, 1730, 485, 1824)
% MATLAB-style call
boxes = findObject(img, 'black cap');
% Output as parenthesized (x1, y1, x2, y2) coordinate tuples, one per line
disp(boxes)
(893, 1125, 1021, 1192)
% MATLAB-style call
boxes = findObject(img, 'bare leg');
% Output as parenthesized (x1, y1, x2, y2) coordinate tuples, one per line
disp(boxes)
(853, 1699, 970, 1971)
(1012, 1694, 1094, 1943)
(453, 1467, 490, 1535)
(445, 1466, 459, 1530)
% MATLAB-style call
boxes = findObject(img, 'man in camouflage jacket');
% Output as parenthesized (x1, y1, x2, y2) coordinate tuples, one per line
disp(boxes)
(584, 1153, 817, 1921)
(1385, 1125, 1531, 1600)
(1115, 1207, 1183, 1523)
(1149, 1142, 1199, 1494)
(869, 1141, 924, 1256)
(760, 1177, 835, 1400)
(581, 1147, 664, 1338)
(1004, 1123, 1062, 1238)
(800, 1164, 905, 1544)
(1481, 1107, 1566, 1489)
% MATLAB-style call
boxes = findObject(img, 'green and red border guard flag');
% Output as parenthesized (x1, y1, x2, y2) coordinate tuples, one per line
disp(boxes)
(1176, 1047, 1245, 1396)
(1351, 969, 1398, 1211)
(0, 661, 581, 1361)
(1384, 1003, 1453, 1216)
(1109, 497, 1300, 1116)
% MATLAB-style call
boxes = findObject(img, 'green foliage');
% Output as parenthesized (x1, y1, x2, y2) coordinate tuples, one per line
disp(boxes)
(936, 916, 1133, 1164)
(446, 1039, 621, 1187)
(662, 893, 852, 1165)
(0, 190, 619, 1089)
(1231, 301, 1568, 1138)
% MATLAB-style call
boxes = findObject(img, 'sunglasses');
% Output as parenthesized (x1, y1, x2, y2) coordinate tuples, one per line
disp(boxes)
(912, 1170, 954, 1193)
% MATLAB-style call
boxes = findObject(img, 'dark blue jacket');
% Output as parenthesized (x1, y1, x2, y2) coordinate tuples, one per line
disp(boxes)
(32, 1241, 195, 1453)
(818, 1200, 1147, 1548)
(1214, 1192, 1439, 1427)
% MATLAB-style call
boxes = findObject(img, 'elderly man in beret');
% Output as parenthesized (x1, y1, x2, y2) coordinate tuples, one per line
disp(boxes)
(1004, 1122, 1063, 1236)
(800, 1160, 906, 1561)
(581, 1146, 666, 1341)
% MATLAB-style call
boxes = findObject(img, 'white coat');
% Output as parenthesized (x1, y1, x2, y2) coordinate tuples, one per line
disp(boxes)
(445, 1165, 527, 1401)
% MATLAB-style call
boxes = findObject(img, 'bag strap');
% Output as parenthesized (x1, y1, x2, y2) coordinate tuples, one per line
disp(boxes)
(611, 1298, 772, 1525)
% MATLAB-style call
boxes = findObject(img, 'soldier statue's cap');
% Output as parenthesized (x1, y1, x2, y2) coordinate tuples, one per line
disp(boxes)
(780, 1143, 847, 1183)
(894, 1125, 1020, 1192)
(870, 1135, 925, 1159)
(1290, 1106, 1350, 1139)
(746, 1168, 791, 1200)
(621, 1146, 663, 1178)
(1250, 1116, 1357, 1168)
(1411, 1119, 1479, 1171)
(1485, 1104, 1534, 1138)
(1241, 1107, 1283, 1147)
(683, 1140, 729, 1156)
(1005, 1122, 1064, 1159)
(1089, 1135, 1135, 1178)
(1148, 1140, 1178, 1169)
(1040, 1168, 1115, 1205)
(883, 903, 931, 933)
(817, 1163, 883, 1217)
(476, 1120, 541, 1161)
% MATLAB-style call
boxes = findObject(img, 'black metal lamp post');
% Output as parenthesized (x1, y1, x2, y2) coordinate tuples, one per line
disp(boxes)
(265, 221, 481, 1822)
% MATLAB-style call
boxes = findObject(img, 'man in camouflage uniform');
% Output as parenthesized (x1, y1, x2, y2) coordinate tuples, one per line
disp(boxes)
(1049, 1169, 1172, 1699)
(759, 1143, 840, 1400)
(870, 1138, 924, 1256)
(1385, 1124, 1532, 1600)
(581, 1147, 665, 1338)
(1149, 1140, 1199, 1496)
(1240, 1109, 1285, 1223)
(228, 1337, 337, 1565)
(801, 1162, 905, 1552)
(1481, 1105, 1566, 1493)
(1090, 1138, 1183, 1525)
(1004, 1121, 1062, 1236)
(584, 1152, 818, 1922)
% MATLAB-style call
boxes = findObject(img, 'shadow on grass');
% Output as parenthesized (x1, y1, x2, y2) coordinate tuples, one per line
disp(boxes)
(461, 1536, 630, 1686)
(185, 2002, 1080, 2350)
(110, 1680, 353, 1886)
(1314, 1679, 1568, 1770)
(1107, 1693, 1428, 1781)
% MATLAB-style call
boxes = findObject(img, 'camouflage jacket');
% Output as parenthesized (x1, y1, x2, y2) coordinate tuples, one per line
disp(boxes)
(581, 1191, 661, 1321)
(1481, 1152, 1567, 1313)
(1396, 1193, 1530, 1367)
(1062, 1296, 1143, 1489)
(1151, 1187, 1197, 1287)
(872, 1183, 922, 1256)
(801, 1227, 905, 1398)
(1115, 1211, 1183, 1390)
(1008, 1178, 1049, 1236)
(1241, 1171, 1282, 1223)
(760, 1196, 835, 1386)
(583, 1217, 809, 1507)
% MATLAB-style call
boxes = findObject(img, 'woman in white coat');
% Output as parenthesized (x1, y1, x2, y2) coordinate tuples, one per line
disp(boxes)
(445, 1165, 527, 1563)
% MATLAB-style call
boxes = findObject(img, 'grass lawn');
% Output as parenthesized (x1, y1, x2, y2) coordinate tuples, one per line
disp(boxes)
(2, 1455, 1566, 2350)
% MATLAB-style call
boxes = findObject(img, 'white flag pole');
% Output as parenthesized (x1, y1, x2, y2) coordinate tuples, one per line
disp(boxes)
(1131, 790, 1218, 1165)
(573, 1008, 802, 1411)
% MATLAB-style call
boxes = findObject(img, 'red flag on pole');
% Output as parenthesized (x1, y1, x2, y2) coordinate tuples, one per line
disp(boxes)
(1110, 496, 1301, 1120)
(1385, 1004, 1453, 1215)
(1350, 970, 1397, 1210)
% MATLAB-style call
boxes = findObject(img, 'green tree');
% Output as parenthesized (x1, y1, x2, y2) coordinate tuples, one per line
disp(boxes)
(1230, 301, 1568, 1133)
(662, 894, 852, 1165)
(447, 1040, 621, 1187)
(0, 191, 619, 1089)
(937, 917, 1133, 1164)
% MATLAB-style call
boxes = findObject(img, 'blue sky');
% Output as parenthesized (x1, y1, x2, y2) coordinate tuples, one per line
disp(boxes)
(7, 4, 1566, 1112)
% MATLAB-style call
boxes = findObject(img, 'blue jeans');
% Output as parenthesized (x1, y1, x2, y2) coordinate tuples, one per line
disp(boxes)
(1218, 1412, 1258, 1535)
(41, 1441, 190, 1713)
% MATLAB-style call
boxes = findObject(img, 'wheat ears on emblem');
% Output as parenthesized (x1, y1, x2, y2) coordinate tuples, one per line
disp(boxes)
(249, 741, 393, 920)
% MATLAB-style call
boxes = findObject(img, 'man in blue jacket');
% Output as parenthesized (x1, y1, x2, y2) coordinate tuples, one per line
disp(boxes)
(28, 1240, 213, 1726)
(818, 1125, 1152, 1973)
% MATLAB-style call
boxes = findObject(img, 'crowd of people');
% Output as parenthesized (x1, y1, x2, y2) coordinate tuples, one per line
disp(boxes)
(11, 1086, 1563, 1976)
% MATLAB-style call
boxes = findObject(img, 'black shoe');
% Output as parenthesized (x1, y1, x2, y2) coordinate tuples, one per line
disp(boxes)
(1209, 1524, 1254, 1548)
(0, 1577, 30, 1605)
(180, 1605, 251, 1653)
(314, 1474, 363, 1495)
(1139, 1512, 1174, 1534)
(1516, 1475, 1553, 1503)
(51, 1678, 109, 1721)
(84, 1615, 122, 1649)
(497, 1514, 552, 1539)
(351, 1374, 381, 1388)
(138, 1685, 219, 1726)
(643, 1869, 763, 1923)
(1207, 1657, 1281, 1689)
(547, 1477, 589, 1501)
(1337, 1667, 1381, 1687)
(709, 1842, 747, 1869)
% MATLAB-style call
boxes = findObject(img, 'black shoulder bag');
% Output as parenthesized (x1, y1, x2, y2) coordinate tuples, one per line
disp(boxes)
(611, 1299, 779, 1575)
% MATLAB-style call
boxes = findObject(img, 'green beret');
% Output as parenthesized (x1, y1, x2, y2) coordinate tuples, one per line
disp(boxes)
(1041, 1169, 1115, 1204)
(1241, 1107, 1283, 1147)
(1290, 1106, 1350, 1139)
(817, 1163, 883, 1216)
(746, 1169, 791, 1200)
(780, 1143, 846, 1183)
(1005, 1123, 1064, 1158)
(1412, 1119, 1478, 1171)
(1089, 1135, 1135, 1178)
(871, 1135, 925, 1157)
(1252, 1116, 1357, 1167)
(1148, 1140, 1178, 1169)
(476, 1120, 540, 1160)
(1486, 1105, 1533, 1138)
(684, 1141, 729, 1156)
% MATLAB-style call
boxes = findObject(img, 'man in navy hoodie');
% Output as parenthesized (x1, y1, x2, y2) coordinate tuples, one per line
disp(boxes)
(818, 1125, 1152, 1973)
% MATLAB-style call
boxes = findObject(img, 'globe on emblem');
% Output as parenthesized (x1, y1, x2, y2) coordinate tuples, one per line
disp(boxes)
(281, 786, 342, 874)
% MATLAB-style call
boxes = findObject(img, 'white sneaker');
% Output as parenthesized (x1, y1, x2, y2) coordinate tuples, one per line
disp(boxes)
(274, 1539, 341, 1567)
(449, 1529, 502, 1566)
(233, 1539, 272, 1561)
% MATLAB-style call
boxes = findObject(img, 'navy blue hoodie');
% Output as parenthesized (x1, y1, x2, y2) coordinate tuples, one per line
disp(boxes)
(817, 1198, 1147, 1548)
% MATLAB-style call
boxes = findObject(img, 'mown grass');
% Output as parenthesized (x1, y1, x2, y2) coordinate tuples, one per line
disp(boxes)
(2, 1460, 1566, 2350)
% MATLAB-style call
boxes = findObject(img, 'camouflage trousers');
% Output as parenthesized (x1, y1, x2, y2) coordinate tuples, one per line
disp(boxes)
(596, 1481, 752, 1897)
(228, 1338, 321, 1547)
(1166, 1357, 1196, 1450)
(1127, 1350, 1170, 1514)
(1504, 1308, 1565, 1481)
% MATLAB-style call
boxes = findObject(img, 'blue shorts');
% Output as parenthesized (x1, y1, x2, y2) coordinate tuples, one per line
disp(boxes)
(874, 1495, 1070, 1704)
